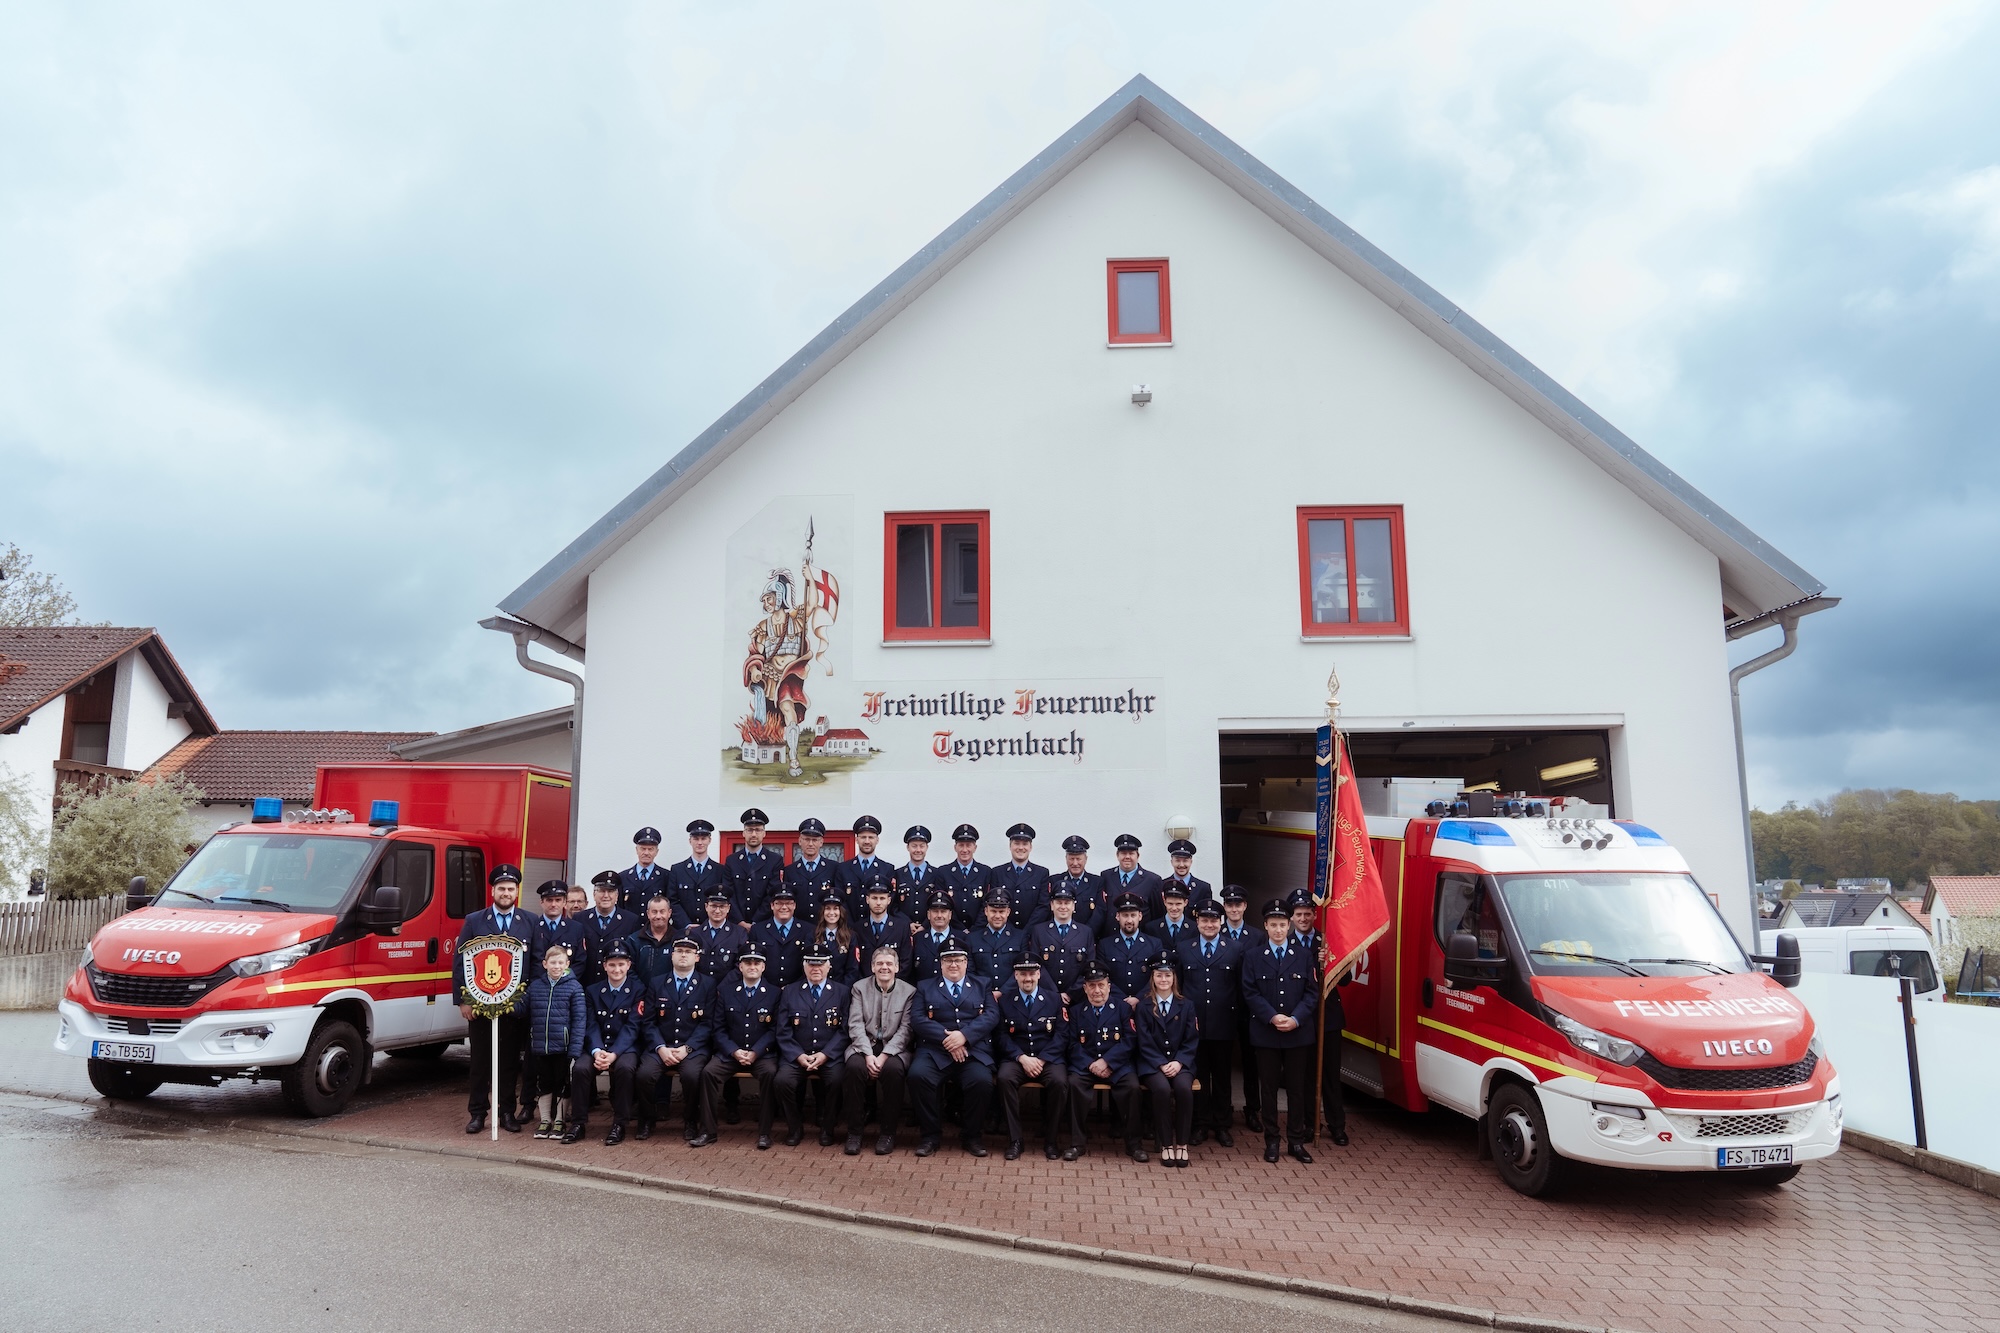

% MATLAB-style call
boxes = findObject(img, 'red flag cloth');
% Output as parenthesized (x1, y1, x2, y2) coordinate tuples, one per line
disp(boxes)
(1318, 728, 1391, 992)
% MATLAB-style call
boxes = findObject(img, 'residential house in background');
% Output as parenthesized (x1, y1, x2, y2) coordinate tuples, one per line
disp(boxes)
(1778, 891, 1927, 933)
(386, 706, 572, 771)
(145, 730, 435, 839)
(1926, 876, 2000, 972)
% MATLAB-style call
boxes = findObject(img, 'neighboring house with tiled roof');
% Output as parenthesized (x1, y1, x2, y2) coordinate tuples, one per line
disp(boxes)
(146, 730, 434, 838)
(1778, 891, 1923, 932)
(1926, 876, 2000, 970)
(0, 626, 217, 893)
(388, 706, 572, 772)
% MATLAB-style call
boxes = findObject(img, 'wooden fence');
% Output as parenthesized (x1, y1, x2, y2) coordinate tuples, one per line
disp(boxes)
(0, 898, 127, 958)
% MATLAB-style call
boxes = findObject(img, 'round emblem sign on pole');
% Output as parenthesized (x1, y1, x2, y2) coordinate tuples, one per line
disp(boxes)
(459, 935, 528, 1141)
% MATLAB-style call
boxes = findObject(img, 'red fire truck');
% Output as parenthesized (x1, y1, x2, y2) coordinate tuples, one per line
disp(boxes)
(1338, 807, 1836, 1195)
(53, 763, 570, 1117)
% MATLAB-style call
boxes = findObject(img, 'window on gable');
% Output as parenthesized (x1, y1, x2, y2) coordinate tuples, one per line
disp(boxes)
(1107, 259, 1171, 344)
(1297, 505, 1410, 636)
(884, 511, 990, 642)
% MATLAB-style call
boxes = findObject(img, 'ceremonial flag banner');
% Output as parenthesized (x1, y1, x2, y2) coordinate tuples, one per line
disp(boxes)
(1313, 718, 1391, 991)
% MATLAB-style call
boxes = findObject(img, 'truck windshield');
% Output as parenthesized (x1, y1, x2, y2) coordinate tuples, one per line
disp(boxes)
(1496, 872, 1750, 978)
(157, 834, 376, 914)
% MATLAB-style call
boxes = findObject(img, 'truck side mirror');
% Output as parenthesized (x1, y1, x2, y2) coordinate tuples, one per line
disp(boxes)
(1750, 932, 1802, 988)
(126, 876, 150, 912)
(1443, 930, 1504, 990)
(358, 885, 403, 934)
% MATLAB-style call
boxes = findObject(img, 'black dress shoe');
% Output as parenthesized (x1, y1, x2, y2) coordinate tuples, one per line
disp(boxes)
(1264, 1142, 1281, 1163)
(465, 1113, 486, 1134)
(560, 1125, 586, 1145)
(1215, 1129, 1234, 1148)
(965, 1138, 989, 1158)
(1044, 1142, 1061, 1160)
(688, 1133, 716, 1148)
(1004, 1140, 1024, 1161)
(757, 1133, 773, 1150)
(819, 1128, 837, 1147)
(844, 1134, 864, 1156)
(1191, 1127, 1210, 1145)
(1330, 1130, 1349, 1147)
(1063, 1146, 1081, 1162)
(634, 1120, 653, 1142)
(1128, 1142, 1149, 1163)
(499, 1111, 523, 1134)
(722, 1105, 741, 1124)
(876, 1134, 896, 1156)
(785, 1128, 804, 1147)
(915, 1138, 940, 1158)
(603, 1123, 626, 1146)
(1289, 1144, 1314, 1164)
(1244, 1112, 1263, 1134)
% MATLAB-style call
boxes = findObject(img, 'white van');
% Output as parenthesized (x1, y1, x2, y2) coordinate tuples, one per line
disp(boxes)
(1761, 925, 1943, 1000)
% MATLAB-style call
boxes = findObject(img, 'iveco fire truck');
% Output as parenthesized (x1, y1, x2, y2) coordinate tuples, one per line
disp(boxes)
(1336, 801, 1837, 1196)
(53, 763, 570, 1117)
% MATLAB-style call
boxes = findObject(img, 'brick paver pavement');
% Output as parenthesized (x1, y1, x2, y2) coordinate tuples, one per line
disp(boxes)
(8, 1012, 1997, 1333)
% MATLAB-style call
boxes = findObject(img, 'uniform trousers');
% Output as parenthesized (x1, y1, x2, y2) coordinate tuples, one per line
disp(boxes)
(588, 1052, 639, 1124)
(1072, 1067, 1144, 1147)
(908, 1047, 993, 1142)
(1255, 1045, 1313, 1147)
(700, 1054, 778, 1136)
(635, 1049, 707, 1134)
(842, 1051, 908, 1133)
(995, 1059, 1075, 1146)
(1193, 1038, 1235, 1131)
(1143, 1067, 1196, 1147)
(466, 1011, 527, 1115)
(531, 1053, 591, 1120)
(773, 1058, 846, 1134)
(1234, 1012, 1261, 1125)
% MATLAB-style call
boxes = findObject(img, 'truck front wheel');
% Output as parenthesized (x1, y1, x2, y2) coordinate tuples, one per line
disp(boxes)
(279, 1020, 366, 1118)
(1488, 1081, 1567, 1197)
(87, 1060, 163, 1101)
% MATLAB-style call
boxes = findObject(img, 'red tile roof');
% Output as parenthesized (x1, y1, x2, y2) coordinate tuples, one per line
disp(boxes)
(0, 626, 216, 734)
(1929, 875, 2000, 918)
(147, 730, 433, 803)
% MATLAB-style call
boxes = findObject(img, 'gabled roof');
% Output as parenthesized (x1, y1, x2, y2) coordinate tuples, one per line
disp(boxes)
(1784, 892, 1895, 929)
(500, 75, 1825, 642)
(1928, 876, 2000, 918)
(146, 730, 433, 803)
(0, 626, 217, 735)
(389, 706, 570, 761)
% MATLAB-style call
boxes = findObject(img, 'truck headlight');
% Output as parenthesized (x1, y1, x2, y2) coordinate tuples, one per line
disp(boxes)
(80, 941, 94, 970)
(1550, 1011, 1645, 1065)
(1808, 1033, 1826, 1061)
(230, 942, 314, 977)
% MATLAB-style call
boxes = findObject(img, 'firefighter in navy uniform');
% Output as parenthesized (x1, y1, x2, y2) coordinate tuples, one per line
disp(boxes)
(616, 827, 669, 917)
(724, 808, 786, 924)
(529, 882, 589, 1045)
(584, 940, 646, 1145)
(987, 823, 1047, 929)
(966, 889, 1026, 997)
(1160, 838, 1215, 915)
(908, 944, 999, 1158)
(907, 894, 968, 985)
(701, 947, 782, 1149)
(772, 945, 849, 1146)
(1284, 887, 1345, 1145)
(1219, 884, 1262, 1132)
(841, 815, 895, 919)
(1097, 892, 1165, 1006)
(891, 825, 937, 921)
(939, 823, 990, 930)
(684, 890, 750, 985)
(667, 820, 729, 926)
(1039, 835, 1106, 934)
(852, 883, 914, 978)
(635, 937, 711, 1142)
(1176, 901, 1243, 1146)
(622, 895, 681, 992)
(994, 957, 1074, 1161)
(1099, 834, 1165, 922)
(455, 864, 536, 1134)
(1067, 960, 1145, 1161)
(750, 886, 809, 989)
(1027, 882, 1095, 1005)
(1144, 881, 1198, 951)
(578, 871, 640, 988)
(781, 818, 841, 921)
(1242, 899, 1320, 1164)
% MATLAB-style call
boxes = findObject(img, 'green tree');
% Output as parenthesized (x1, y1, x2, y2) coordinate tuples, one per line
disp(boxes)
(46, 775, 203, 899)
(0, 542, 86, 627)
(1751, 789, 2000, 886)
(0, 764, 47, 900)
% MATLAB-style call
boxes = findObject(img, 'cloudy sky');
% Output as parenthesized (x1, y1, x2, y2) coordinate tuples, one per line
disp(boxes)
(2, 2, 1994, 809)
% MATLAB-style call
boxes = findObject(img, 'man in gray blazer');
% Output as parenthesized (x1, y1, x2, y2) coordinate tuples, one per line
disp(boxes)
(844, 946, 916, 1157)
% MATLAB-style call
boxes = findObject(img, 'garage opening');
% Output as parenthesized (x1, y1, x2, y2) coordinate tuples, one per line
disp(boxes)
(1218, 727, 1615, 904)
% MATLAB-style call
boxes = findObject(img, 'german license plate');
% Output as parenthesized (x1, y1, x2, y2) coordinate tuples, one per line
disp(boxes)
(1717, 1144, 1792, 1169)
(91, 1041, 154, 1063)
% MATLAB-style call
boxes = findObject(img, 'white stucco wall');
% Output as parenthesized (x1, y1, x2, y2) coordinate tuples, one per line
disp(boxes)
(107, 649, 193, 773)
(569, 123, 1755, 929)
(0, 697, 66, 894)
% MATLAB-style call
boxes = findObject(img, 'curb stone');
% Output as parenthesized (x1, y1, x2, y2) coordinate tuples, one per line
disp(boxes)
(1496, 1315, 1612, 1333)
(1387, 1292, 1497, 1325)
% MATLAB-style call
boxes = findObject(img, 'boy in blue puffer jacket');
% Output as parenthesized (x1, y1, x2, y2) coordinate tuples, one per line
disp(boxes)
(527, 942, 589, 1142)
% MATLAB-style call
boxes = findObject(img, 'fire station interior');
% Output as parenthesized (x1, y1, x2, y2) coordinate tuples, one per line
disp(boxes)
(1217, 727, 1616, 878)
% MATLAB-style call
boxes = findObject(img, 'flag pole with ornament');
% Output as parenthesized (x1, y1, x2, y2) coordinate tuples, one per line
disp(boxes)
(1311, 665, 1392, 1129)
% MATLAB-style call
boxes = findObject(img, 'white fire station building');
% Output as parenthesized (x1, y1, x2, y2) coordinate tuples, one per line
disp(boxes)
(498, 78, 1827, 940)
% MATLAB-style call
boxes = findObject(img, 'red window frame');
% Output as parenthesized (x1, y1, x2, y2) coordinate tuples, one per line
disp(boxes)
(882, 510, 991, 642)
(1106, 258, 1172, 345)
(1296, 505, 1411, 637)
(719, 831, 853, 863)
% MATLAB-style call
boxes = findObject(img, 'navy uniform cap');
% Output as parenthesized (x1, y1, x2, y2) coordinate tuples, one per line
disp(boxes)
(1113, 833, 1142, 852)
(633, 827, 662, 845)
(537, 879, 568, 898)
(687, 818, 715, 836)
(798, 817, 826, 836)
(1080, 959, 1112, 982)
(739, 808, 769, 827)
(488, 864, 522, 886)
(1262, 899, 1291, 920)
(1195, 901, 1224, 918)
(1061, 835, 1089, 854)
(739, 947, 765, 964)
(803, 945, 834, 965)
(984, 889, 1012, 908)
(903, 824, 932, 844)
(1149, 955, 1180, 974)
(1286, 889, 1313, 912)
(1162, 881, 1192, 899)
(590, 869, 620, 889)
(1221, 884, 1248, 904)
(939, 943, 969, 959)
(925, 893, 955, 913)
(603, 939, 633, 961)
(861, 879, 893, 896)
(1048, 883, 1077, 901)
(852, 815, 883, 834)
(670, 935, 701, 951)
(1011, 956, 1041, 971)
(1112, 892, 1145, 913)
(704, 888, 732, 903)
(1006, 822, 1036, 841)
(952, 823, 978, 842)
(769, 885, 796, 901)
(1167, 838, 1197, 857)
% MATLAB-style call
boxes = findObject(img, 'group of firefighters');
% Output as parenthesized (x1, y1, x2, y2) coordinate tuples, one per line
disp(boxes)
(452, 810, 1348, 1165)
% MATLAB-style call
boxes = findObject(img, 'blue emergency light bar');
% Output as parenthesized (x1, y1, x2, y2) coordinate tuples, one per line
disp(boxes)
(369, 800, 400, 827)
(251, 797, 283, 823)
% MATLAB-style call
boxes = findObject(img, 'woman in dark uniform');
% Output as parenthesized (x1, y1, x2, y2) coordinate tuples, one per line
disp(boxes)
(1134, 955, 1200, 1167)
(814, 898, 857, 988)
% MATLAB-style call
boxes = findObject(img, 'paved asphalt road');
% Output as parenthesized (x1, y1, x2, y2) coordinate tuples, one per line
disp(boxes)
(0, 1093, 1460, 1333)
